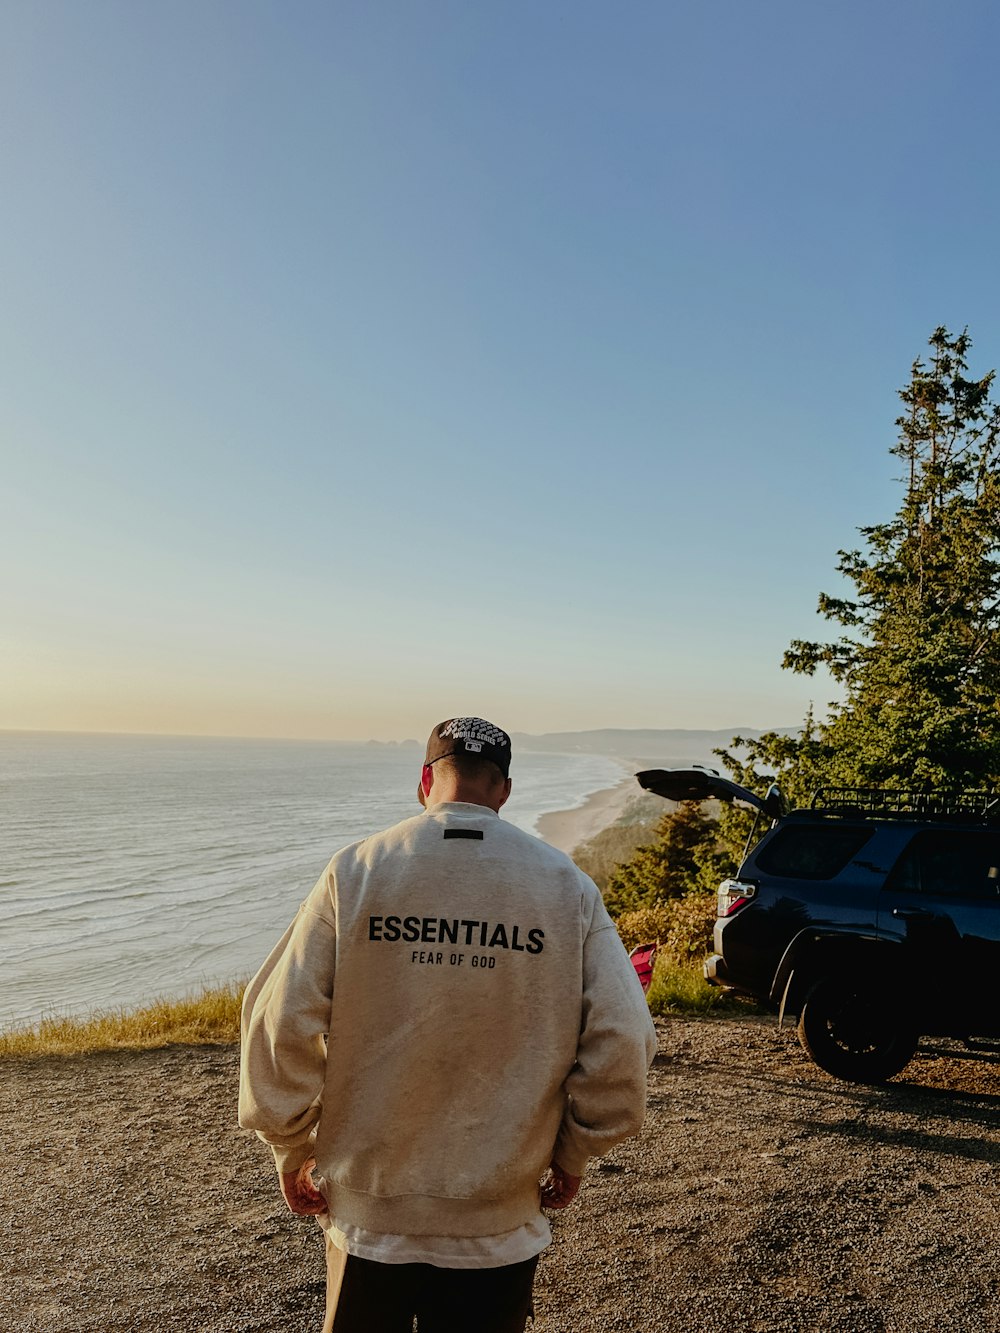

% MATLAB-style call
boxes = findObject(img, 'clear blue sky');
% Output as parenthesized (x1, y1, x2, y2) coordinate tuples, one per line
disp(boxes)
(3, 0, 999, 740)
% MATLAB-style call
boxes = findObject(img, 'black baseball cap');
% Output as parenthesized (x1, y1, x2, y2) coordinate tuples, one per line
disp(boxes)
(424, 717, 512, 778)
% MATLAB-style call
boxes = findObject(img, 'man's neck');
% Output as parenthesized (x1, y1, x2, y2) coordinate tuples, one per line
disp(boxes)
(428, 788, 502, 812)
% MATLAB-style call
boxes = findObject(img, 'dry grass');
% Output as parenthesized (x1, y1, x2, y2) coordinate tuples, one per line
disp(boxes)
(644, 956, 730, 1015)
(644, 955, 764, 1018)
(0, 953, 756, 1058)
(0, 981, 246, 1059)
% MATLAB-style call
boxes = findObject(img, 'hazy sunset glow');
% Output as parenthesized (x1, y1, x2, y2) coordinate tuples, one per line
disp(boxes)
(3, 2, 1000, 740)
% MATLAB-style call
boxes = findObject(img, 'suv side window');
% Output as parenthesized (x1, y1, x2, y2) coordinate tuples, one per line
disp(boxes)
(886, 830, 1000, 899)
(754, 824, 874, 880)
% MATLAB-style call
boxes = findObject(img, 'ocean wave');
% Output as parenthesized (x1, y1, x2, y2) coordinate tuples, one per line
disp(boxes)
(0, 735, 622, 1025)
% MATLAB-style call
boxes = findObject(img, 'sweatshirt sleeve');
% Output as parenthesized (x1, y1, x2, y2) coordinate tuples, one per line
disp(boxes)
(238, 875, 337, 1175)
(554, 899, 657, 1178)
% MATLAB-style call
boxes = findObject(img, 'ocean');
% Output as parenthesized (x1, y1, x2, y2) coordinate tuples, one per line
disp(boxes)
(0, 732, 624, 1027)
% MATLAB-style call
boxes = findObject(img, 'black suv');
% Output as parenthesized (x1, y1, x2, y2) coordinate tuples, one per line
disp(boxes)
(638, 768, 1000, 1083)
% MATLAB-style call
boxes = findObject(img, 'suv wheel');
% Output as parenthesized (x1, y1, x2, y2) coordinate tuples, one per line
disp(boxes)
(796, 975, 917, 1083)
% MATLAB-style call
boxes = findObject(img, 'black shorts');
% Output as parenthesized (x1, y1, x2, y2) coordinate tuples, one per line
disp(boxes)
(330, 1251, 539, 1333)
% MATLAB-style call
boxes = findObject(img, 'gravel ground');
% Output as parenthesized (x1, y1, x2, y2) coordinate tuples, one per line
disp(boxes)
(3, 1015, 1000, 1332)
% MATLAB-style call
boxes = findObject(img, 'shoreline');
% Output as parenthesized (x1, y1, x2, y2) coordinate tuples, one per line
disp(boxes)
(535, 772, 637, 854)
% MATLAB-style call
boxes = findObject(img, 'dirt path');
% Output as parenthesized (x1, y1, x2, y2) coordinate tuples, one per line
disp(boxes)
(3, 1016, 1000, 1331)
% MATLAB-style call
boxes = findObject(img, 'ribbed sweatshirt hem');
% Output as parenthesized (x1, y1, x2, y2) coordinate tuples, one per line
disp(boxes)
(320, 1180, 543, 1237)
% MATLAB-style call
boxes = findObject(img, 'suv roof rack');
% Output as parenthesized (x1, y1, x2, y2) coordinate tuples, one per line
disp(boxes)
(809, 786, 1000, 821)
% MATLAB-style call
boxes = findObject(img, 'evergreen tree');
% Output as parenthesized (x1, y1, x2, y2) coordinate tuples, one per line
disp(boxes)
(784, 327, 1000, 788)
(611, 327, 1000, 913)
(713, 705, 830, 862)
(603, 802, 729, 916)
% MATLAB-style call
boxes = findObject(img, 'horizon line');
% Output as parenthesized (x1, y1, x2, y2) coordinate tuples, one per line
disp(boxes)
(0, 722, 799, 745)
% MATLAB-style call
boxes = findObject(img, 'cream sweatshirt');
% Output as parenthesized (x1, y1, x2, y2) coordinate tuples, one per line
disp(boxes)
(239, 801, 656, 1239)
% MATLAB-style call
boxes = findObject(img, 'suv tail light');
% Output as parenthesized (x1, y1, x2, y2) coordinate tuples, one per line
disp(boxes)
(717, 878, 757, 917)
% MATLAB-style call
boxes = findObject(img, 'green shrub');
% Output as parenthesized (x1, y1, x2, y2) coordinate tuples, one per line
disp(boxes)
(614, 904, 677, 951)
(614, 891, 716, 960)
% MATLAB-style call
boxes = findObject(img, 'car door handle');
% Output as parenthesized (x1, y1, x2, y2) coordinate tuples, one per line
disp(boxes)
(892, 908, 935, 920)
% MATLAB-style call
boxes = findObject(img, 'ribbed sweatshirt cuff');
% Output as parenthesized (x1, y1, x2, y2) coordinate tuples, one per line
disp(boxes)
(269, 1139, 317, 1175)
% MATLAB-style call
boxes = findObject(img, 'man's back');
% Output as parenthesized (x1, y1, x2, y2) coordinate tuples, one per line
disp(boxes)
(239, 717, 656, 1333)
(243, 798, 652, 1238)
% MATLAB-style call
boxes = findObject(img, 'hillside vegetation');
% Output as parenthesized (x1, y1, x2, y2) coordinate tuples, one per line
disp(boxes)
(592, 327, 1000, 1010)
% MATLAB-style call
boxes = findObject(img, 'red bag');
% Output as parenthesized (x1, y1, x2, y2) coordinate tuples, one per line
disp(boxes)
(628, 942, 658, 993)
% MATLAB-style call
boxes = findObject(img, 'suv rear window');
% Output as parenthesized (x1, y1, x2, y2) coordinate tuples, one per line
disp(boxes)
(754, 824, 874, 880)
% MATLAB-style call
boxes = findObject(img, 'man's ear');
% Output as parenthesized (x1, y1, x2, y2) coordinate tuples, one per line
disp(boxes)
(420, 764, 435, 802)
(498, 777, 512, 809)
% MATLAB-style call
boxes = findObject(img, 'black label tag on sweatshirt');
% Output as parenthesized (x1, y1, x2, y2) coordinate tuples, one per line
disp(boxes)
(443, 829, 484, 840)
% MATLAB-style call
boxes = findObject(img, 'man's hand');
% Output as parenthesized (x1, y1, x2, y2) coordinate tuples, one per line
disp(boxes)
(540, 1162, 582, 1210)
(280, 1158, 328, 1216)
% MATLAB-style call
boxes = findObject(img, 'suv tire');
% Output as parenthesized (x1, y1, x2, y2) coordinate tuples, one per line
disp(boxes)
(796, 975, 918, 1083)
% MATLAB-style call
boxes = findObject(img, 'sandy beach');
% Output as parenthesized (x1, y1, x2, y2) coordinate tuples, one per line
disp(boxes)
(535, 773, 637, 854)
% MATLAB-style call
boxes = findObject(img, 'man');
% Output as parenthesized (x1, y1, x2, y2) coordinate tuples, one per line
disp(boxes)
(240, 716, 656, 1332)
